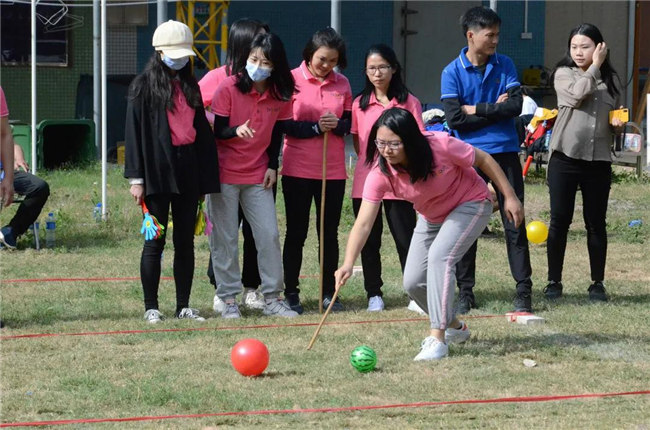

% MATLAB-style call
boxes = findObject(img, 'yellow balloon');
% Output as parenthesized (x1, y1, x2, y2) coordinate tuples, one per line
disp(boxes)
(526, 221, 548, 244)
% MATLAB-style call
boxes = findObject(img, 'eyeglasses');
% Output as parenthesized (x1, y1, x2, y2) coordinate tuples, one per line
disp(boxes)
(374, 139, 403, 150)
(365, 65, 392, 75)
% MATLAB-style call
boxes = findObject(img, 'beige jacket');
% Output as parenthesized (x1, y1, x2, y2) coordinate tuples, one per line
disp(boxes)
(550, 64, 618, 162)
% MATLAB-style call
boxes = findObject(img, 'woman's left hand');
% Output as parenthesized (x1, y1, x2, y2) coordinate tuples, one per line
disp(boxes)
(503, 195, 524, 228)
(263, 168, 277, 189)
(611, 105, 627, 128)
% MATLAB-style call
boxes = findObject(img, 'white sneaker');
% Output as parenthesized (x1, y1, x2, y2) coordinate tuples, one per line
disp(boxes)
(177, 307, 206, 321)
(144, 309, 163, 324)
(241, 288, 265, 310)
(413, 337, 449, 361)
(213, 293, 225, 314)
(263, 298, 298, 318)
(407, 300, 427, 315)
(445, 321, 470, 344)
(367, 296, 385, 312)
(222, 301, 241, 319)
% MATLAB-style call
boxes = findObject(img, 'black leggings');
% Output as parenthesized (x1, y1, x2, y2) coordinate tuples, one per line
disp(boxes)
(547, 151, 611, 283)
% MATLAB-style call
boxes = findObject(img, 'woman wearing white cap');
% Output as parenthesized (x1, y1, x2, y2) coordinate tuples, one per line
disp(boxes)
(124, 20, 220, 323)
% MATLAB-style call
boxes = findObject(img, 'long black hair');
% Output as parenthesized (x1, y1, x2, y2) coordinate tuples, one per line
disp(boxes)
(366, 108, 434, 184)
(235, 32, 295, 101)
(128, 52, 202, 110)
(302, 27, 347, 70)
(552, 23, 620, 98)
(357, 44, 410, 111)
(226, 18, 269, 76)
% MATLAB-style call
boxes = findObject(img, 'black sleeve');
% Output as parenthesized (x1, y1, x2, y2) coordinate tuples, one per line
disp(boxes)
(442, 98, 492, 132)
(124, 97, 144, 179)
(266, 120, 287, 170)
(331, 110, 352, 137)
(475, 85, 523, 121)
(213, 115, 238, 140)
(282, 119, 321, 138)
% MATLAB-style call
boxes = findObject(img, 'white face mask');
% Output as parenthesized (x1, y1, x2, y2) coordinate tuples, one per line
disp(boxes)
(246, 61, 272, 82)
(161, 54, 189, 70)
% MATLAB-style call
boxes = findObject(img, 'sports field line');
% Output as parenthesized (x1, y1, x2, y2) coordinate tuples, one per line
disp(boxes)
(2, 275, 317, 284)
(1, 390, 648, 427)
(0, 314, 501, 341)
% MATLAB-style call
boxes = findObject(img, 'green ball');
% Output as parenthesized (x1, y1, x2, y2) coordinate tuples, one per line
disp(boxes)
(350, 345, 377, 373)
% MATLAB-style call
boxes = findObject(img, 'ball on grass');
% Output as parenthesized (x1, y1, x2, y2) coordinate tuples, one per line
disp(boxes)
(231, 338, 269, 376)
(526, 221, 548, 244)
(350, 345, 377, 373)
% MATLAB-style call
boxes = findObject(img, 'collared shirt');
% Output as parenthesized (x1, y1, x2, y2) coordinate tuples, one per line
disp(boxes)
(362, 132, 490, 224)
(440, 47, 520, 153)
(550, 65, 618, 162)
(281, 61, 352, 180)
(198, 65, 229, 108)
(166, 80, 196, 147)
(350, 92, 425, 199)
(211, 75, 292, 184)
(0, 87, 8, 117)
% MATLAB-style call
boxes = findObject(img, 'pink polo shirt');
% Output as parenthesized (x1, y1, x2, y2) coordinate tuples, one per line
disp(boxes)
(212, 75, 292, 184)
(199, 65, 229, 108)
(363, 132, 490, 223)
(281, 62, 352, 180)
(351, 93, 425, 199)
(166, 80, 196, 146)
(0, 87, 8, 117)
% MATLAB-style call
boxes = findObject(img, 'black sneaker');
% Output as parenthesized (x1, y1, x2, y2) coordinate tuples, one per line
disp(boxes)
(456, 294, 476, 315)
(543, 281, 563, 299)
(513, 292, 532, 312)
(588, 281, 608, 302)
(323, 295, 344, 312)
(285, 293, 304, 315)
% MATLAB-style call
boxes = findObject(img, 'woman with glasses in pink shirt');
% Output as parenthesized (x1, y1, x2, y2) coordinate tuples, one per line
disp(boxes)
(351, 44, 426, 313)
(281, 28, 352, 314)
(336, 107, 524, 361)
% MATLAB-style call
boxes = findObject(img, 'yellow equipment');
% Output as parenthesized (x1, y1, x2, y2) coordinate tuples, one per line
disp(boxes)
(176, 1, 229, 70)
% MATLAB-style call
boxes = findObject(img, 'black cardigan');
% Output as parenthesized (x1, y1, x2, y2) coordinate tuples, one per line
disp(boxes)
(124, 93, 220, 196)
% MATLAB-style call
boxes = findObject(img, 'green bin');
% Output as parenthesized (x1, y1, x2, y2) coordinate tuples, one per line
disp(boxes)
(37, 119, 96, 169)
(10, 122, 35, 166)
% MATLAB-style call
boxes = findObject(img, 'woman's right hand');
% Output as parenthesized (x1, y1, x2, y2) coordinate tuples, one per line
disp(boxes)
(334, 264, 353, 291)
(592, 42, 608, 68)
(130, 184, 144, 205)
(236, 119, 256, 138)
(318, 112, 339, 133)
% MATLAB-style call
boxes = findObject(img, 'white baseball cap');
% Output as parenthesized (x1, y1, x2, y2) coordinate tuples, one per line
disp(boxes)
(152, 20, 196, 59)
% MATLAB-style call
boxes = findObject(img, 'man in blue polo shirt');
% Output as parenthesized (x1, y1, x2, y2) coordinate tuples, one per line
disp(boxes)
(441, 6, 533, 313)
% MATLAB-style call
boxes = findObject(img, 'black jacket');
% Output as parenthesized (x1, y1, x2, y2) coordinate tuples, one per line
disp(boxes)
(124, 93, 220, 196)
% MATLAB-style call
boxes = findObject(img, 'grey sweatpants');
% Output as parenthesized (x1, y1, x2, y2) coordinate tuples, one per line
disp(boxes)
(206, 184, 283, 301)
(403, 200, 492, 330)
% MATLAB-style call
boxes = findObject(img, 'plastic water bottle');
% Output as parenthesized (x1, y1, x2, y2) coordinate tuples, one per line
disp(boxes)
(93, 203, 102, 222)
(544, 129, 552, 151)
(45, 212, 56, 248)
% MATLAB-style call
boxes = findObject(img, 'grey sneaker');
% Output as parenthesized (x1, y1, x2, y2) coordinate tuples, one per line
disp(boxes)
(222, 301, 241, 319)
(177, 308, 205, 321)
(263, 298, 298, 318)
(144, 309, 163, 324)
(407, 300, 427, 315)
(241, 288, 265, 310)
(445, 321, 470, 344)
(413, 336, 449, 361)
(323, 296, 344, 312)
(213, 293, 226, 314)
(367, 296, 385, 312)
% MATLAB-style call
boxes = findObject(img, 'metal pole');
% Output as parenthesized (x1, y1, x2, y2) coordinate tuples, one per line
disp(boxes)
(157, 0, 167, 25)
(31, 0, 37, 174)
(101, 0, 107, 218)
(93, 0, 100, 158)
(626, 0, 635, 112)
(330, 0, 340, 32)
(489, 0, 497, 12)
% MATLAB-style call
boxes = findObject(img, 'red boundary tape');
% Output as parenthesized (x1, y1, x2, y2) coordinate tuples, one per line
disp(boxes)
(1, 390, 648, 427)
(0, 315, 501, 341)
(2, 275, 317, 284)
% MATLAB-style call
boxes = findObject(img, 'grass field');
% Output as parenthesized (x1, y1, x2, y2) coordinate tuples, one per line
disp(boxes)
(1, 162, 649, 428)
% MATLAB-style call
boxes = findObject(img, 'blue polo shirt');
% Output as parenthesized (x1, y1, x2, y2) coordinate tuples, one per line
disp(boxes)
(441, 47, 521, 154)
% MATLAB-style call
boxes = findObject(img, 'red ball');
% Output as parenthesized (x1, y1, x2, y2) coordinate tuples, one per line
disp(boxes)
(230, 338, 269, 376)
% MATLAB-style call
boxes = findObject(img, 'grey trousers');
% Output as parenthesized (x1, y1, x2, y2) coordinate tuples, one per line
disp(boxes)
(207, 184, 283, 301)
(403, 200, 492, 330)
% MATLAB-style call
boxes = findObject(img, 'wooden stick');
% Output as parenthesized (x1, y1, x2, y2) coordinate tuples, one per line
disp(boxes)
(318, 132, 328, 314)
(307, 287, 339, 350)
